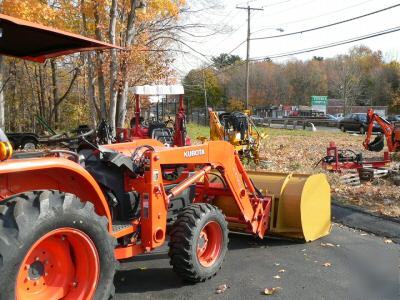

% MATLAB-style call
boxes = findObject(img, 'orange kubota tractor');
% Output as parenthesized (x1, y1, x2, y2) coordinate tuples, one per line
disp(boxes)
(0, 14, 331, 300)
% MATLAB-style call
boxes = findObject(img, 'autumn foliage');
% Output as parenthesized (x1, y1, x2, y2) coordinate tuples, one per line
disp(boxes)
(185, 47, 400, 114)
(0, 0, 186, 132)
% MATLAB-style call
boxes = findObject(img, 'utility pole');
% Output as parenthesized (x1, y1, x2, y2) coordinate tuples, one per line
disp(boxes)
(202, 69, 208, 126)
(237, 5, 264, 110)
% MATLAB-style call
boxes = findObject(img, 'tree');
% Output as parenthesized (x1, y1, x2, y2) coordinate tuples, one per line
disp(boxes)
(212, 54, 241, 69)
(312, 56, 324, 61)
(226, 98, 244, 112)
(189, 45, 400, 113)
(184, 68, 222, 108)
(0, 0, 187, 131)
(331, 55, 362, 114)
(390, 91, 400, 113)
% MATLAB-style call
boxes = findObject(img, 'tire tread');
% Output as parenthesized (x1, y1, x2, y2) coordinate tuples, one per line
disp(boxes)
(0, 190, 116, 300)
(168, 203, 228, 282)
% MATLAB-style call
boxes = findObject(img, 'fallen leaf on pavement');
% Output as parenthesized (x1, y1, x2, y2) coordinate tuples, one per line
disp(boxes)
(216, 284, 228, 294)
(273, 275, 281, 279)
(323, 262, 332, 267)
(384, 239, 393, 244)
(321, 242, 335, 247)
(264, 287, 281, 295)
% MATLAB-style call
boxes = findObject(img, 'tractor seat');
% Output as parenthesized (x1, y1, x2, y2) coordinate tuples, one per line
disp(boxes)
(152, 128, 174, 146)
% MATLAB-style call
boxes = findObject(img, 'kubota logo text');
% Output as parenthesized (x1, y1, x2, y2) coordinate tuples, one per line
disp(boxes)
(184, 149, 205, 158)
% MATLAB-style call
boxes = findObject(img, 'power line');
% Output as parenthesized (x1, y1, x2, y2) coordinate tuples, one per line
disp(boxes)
(251, 3, 400, 41)
(207, 24, 400, 77)
(251, 25, 400, 60)
(239, 0, 293, 9)
(271, 0, 375, 28)
(264, 0, 317, 16)
(227, 40, 247, 55)
(263, 0, 292, 8)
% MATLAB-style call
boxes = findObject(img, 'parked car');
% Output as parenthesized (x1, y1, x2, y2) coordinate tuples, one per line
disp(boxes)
(338, 113, 382, 134)
(334, 113, 344, 120)
(387, 115, 400, 123)
(325, 114, 338, 121)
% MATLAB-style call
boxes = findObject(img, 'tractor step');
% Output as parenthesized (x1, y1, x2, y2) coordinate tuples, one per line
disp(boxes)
(112, 222, 136, 239)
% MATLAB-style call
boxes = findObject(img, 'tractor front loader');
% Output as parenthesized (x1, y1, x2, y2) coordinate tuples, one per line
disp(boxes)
(0, 14, 331, 300)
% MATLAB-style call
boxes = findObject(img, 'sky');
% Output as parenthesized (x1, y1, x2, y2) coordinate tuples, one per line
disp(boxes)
(173, 0, 400, 78)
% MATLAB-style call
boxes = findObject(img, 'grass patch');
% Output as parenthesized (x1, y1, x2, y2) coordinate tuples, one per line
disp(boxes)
(187, 123, 210, 139)
(187, 123, 346, 139)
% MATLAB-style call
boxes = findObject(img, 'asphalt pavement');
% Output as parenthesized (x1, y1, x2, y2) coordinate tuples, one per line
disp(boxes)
(114, 222, 399, 300)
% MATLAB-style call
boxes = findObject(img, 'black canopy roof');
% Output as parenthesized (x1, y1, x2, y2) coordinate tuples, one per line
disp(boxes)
(0, 14, 123, 62)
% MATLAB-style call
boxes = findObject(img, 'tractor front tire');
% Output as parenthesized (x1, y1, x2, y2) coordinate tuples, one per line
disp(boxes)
(0, 191, 116, 300)
(168, 203, 228, 282)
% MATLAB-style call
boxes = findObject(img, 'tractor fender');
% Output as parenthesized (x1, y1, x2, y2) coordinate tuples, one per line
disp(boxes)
(0, 157, 112, 231)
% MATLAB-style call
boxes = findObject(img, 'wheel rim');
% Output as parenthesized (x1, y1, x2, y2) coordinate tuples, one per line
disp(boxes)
(196, 221, 223, 267)
(23, 142, 36, 150)
(16, 228, 100, 300)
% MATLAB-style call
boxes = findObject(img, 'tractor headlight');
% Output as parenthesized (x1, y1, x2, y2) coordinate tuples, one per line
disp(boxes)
(0, 142, 13, 161)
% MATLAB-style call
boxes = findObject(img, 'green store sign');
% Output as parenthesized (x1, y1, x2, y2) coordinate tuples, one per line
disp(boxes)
(311, 96, 328, 106)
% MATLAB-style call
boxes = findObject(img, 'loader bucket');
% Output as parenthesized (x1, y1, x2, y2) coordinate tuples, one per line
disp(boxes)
(248, 171, 331, 242)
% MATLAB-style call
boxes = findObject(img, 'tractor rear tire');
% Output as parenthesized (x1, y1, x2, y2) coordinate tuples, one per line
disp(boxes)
(0, 191, 116, 300)
(168, 203, 228, 282)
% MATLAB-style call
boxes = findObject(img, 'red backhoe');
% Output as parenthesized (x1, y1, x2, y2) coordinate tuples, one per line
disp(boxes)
(321, 108, 399, 173)
(363, 108, 400, 153)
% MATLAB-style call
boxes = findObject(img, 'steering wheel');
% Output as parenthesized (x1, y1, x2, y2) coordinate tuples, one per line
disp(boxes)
(165, 118, 175, 129)
(64, 129, 96, 151)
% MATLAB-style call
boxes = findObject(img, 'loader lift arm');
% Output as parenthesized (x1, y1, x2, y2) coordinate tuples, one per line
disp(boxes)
(106, 140, 330, 260)
(363, 109, 400, 152)
(127, 141, 272, 247)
